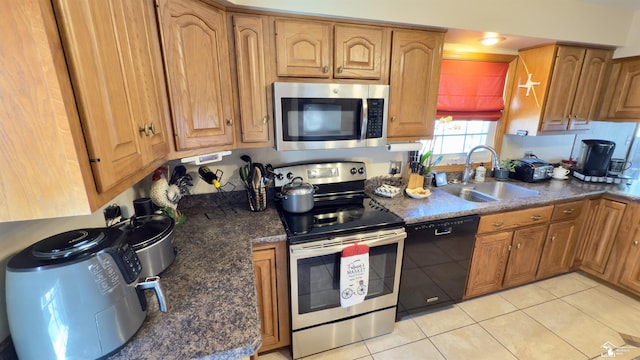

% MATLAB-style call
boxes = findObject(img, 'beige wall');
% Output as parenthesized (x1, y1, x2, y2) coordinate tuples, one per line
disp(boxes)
(229, 0, 636, 49)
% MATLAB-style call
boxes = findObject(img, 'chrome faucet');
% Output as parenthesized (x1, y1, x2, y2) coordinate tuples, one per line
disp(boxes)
(462, 145, 500, 184)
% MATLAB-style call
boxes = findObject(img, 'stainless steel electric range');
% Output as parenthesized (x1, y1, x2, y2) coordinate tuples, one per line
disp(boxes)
(273, 161, 406, 359)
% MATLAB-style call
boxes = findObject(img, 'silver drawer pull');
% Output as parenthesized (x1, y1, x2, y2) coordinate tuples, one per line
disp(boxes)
(563, 209, 575, 214)
(530, 215, 543, 221)
(492, 221, 505, 227)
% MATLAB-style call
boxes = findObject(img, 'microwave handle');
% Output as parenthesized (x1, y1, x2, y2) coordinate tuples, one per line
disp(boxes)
(360, 98, 368, 140)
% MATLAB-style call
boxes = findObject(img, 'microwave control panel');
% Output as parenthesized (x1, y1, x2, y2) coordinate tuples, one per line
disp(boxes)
(366, 99, 384, 138)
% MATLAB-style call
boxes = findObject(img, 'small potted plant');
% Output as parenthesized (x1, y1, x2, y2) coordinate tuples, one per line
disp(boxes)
(420, 150, 443, 186)
(495, 158, 521, 181)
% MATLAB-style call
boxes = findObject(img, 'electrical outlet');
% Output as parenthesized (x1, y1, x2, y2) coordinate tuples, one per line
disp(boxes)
(389, 161, 401, 175)
(103, 204, 122, 224)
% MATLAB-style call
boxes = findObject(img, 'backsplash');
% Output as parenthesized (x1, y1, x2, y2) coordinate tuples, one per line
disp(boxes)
(500, 121, 637, 164)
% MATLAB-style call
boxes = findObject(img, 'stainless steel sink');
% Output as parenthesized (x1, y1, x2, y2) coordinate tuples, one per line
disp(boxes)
(439, 181, 540, 203)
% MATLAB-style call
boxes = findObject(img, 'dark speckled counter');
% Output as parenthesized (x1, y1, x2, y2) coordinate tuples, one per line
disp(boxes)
(108, 192, 286, 360)
(107, 177, 640, 359)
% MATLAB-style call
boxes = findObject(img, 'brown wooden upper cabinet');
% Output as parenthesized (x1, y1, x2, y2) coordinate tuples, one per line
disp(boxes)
(54, 0, 171, 192)
(157, 0, 235, 152)
(230, 14, 273, 146)
(599, 56, 640, 121)
(274, 19, 389, 80)
(506, 44, 612, 136)
(387, 30, 444, 140)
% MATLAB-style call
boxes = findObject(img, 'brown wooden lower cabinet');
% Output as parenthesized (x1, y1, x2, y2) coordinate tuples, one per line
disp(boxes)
(537, 200, 586, 279)
(252, 241, 290, 353)
(465, 231, 512, 298)
(578, 198, 627, 275)
(466, 206, 552, 298)
(502, 224, 547, 287)
(536, 220, 580, 279)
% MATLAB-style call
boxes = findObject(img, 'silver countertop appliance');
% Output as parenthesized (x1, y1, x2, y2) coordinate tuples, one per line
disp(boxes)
(6, 227, 166, 359)
(509, 158, 553, 182)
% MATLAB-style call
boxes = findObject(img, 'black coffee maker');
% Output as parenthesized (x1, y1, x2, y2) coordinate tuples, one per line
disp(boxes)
(575, 139, 616, 176)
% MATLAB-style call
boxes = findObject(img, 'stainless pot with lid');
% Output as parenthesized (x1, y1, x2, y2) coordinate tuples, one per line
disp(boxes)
(121, 214, 177, 278)
(278, 176, 315, 213)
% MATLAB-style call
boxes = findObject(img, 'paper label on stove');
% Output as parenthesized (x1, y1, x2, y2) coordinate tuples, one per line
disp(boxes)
(340, 243, 369, 307)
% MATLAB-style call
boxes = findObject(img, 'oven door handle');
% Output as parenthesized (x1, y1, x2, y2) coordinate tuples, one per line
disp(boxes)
(289, 231, 406, 256)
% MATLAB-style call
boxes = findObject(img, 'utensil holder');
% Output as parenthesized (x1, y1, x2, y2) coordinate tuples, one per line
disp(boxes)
(246, 186, 267, 212)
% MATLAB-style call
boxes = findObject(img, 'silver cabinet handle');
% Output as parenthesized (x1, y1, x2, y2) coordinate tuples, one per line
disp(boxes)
(322, 65, 329, 73)
(226, 118, 233, 126)
(391, 116, 397, 122)
(563, 209, 574, 214)
(337, 66, 343, 74)
(634, 240, 639, 246)
(530, 215, 543, 221)
(492, 221, 505, 227)
(149, 122, 156, 135)
(262, 115, 269, 124)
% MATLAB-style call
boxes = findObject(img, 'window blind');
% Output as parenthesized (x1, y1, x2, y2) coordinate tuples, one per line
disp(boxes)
(436, 59, 509, 121)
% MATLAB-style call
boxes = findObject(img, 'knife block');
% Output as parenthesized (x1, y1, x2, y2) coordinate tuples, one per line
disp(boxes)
(407, 174, 424, 189)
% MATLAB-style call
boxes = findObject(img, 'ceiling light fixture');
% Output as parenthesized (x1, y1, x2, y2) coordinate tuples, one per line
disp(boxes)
(481, 36, 505, 46)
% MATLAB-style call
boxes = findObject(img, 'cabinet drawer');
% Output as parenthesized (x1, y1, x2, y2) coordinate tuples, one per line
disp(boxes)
(478, 206, 553, 234)
(552, 200, 585, 222)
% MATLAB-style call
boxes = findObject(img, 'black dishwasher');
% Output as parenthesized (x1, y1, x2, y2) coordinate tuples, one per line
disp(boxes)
(397, 215, 479, 319)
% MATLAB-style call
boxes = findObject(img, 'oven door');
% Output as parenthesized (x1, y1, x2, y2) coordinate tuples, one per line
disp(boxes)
(289, 228, 406, 330)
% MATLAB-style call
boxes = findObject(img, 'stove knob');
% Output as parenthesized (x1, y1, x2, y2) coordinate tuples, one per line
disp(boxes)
(286, 172, 294, 180)
(275, 172, 284, 181)
(350, 167, 357, 175)
(358, 167, 365, 174)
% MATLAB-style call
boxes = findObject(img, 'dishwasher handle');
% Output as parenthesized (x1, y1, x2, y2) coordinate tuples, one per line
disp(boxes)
(434, 226, 452, 236)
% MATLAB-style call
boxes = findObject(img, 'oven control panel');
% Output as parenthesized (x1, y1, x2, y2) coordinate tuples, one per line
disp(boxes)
(273, 161, 367, 188)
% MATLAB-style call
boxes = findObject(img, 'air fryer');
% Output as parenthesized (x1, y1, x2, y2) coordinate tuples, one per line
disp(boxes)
(576, 140, 616, 176)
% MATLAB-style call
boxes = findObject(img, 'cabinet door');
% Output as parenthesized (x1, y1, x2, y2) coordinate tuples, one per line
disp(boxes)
(0, 0, 93, 220)
(388, 29, 443, 140)
(253, 242, 290, 353)
(568, 48, 612, 130)
(536, 220, 579, 279)
(465, 231, 512, 298)
(158, 0, 234, 150)
(122, 0, 171, 160)
(581, 199, 626, 274)
(618, 232, 640, 294)
(503, 224, 547, 287)
(334, 24, 386, 80)
(506, 45, 556, 136)
(541, 46, 585, 132)
(275, 19, 331, 78)
(232, 14, 272, 145)
(54, 0, 168, 192)
(600, 57, 640, 120)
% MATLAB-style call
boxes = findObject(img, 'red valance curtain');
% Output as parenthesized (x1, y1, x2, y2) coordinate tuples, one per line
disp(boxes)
(436, 59, 509, 121)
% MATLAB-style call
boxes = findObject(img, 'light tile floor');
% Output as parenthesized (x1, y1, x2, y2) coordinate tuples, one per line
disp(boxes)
(261, 272, 640, 360)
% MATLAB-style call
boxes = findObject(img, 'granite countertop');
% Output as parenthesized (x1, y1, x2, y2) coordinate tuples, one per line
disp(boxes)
(375, 177, 640, 225)
(108, 191, 286, 360)
(108, 177, 640, 359)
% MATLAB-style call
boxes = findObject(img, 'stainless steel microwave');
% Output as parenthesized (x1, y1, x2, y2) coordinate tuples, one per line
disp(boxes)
(273, 82, 389, 151)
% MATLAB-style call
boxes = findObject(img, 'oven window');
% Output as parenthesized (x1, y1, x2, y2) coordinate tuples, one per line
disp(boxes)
(296, 243, 398, 314)
(281, 98, 362, 141)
